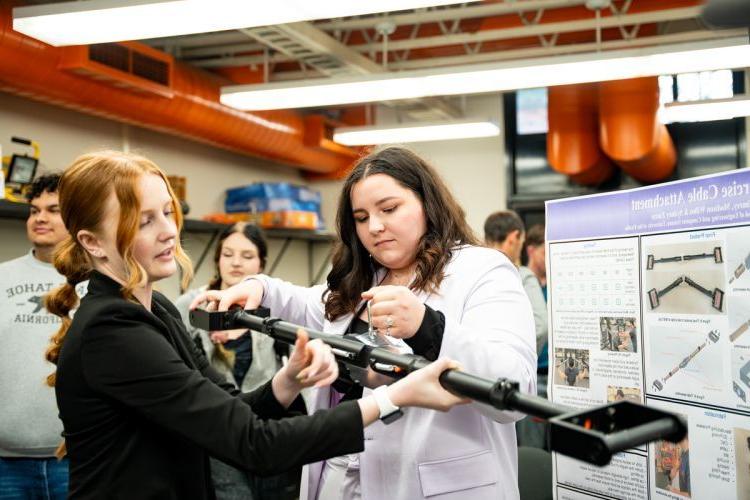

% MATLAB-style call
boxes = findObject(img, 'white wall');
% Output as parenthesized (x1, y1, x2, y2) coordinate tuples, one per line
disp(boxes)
(0, 92, 331, 298)
(309, 93, 508, 238)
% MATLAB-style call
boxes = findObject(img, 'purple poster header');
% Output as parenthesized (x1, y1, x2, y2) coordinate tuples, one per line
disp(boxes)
(546, 169, 750, 241)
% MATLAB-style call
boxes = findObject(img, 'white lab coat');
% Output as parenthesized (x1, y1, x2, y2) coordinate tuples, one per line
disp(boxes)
(254, 245, 537, 500)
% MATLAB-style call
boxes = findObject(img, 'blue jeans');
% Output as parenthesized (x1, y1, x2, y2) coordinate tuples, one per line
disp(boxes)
(0, 457, 68, 500)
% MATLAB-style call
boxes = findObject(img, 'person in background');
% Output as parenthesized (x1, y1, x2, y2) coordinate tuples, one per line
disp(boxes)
(524, 225, 546, 299)
(484, 211, 548, 450)
(175, 222, 300, 500)
(522, 225, 549, 386)
(0, 174, 84, 499)
(193, 147, 537, 500)
(523, 224, 551, 450)
(484, 212, 547, 360)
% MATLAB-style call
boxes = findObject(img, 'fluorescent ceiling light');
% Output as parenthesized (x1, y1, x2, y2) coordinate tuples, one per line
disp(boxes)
(13, 0, 472, 47)
(659, 95, 750, 123)
(221, 37, 750, 110)
(333, 119, 500, 145)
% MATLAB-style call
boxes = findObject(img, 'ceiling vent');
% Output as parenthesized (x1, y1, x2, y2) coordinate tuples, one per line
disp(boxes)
(59, 42, 173, 98)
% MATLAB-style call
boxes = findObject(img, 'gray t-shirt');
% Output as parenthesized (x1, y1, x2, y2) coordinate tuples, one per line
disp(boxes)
(0, 250, 86, 457)
(519, 266, 548, 356)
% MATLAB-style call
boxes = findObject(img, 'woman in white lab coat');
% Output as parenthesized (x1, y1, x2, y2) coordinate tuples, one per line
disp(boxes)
(192, 146, 537, 500)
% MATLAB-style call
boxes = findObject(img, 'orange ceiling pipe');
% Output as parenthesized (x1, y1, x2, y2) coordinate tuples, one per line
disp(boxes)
(0, 6, 355, 173)
(599, 77, 676, 183)
(547, 83, 616, 185)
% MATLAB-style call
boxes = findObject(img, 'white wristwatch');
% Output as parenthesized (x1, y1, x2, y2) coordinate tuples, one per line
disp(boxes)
(372, 385, 404, 424)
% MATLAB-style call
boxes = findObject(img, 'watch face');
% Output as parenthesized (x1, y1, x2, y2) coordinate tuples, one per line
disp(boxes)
(381, 409, 404, 425)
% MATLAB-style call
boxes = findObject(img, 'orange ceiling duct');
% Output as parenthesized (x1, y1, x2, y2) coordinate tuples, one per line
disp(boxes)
(0, 5, 357, 173)
(599, 77, 676, 183)
(547, 83, 616, 185)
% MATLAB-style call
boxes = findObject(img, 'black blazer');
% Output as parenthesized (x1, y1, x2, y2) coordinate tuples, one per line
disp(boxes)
(55, 272, 364, 499)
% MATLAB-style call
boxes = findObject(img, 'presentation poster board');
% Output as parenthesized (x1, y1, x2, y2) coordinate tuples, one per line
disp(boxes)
(546, 169, 750, 500)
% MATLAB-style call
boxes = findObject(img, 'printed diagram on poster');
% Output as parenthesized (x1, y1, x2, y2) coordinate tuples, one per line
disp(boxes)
(643, 241, 726, 315)
(728, 247, 750, 285)
(729, 297, 750, 406)
(546, 169, 750, 500)
(647, 326, 723, 395)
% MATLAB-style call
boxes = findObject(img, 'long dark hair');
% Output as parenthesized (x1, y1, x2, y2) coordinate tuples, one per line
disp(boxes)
(208, 222, 268, 290)
(324, 146, 478, 321)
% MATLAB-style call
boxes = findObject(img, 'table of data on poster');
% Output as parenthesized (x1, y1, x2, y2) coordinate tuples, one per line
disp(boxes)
(546, 169, 750, 500)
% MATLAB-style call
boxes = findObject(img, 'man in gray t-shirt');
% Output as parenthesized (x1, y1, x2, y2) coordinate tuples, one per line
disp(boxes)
(0, 174, 84, 499)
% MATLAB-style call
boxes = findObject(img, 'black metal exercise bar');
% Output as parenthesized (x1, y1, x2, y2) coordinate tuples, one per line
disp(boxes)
(646, 246, 723, 270)
(647, 275, 724, 311)
(190, 308, 687, 466)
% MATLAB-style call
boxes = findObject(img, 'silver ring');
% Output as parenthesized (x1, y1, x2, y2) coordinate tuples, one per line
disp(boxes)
(386, 316, 394, 328)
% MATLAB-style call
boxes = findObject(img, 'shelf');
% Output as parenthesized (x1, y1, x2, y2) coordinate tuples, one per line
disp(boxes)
(0, 199, 333, 287)
(180, 218, 334, 288)
(181, 218, 335, 241)
(1, 201, 334, 242)
(0, 199, 29, 219)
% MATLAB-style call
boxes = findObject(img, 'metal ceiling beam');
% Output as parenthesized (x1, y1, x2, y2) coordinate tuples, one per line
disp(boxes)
(182, 41, 271, 58)
(187, 6, 702, 65)
(246, 21, 383, 75)
(385, 28, 746, 69)
(315, 0, 589, 31)
(257, 29, 747, 81)
(145, 32, 264, 50)
(236, 21, 461, 117)
(192, 54, 274, 68)
(352, 6, 703, 52)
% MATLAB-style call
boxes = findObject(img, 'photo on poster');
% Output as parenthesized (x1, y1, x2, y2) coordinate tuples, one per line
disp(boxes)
(647, 326, 723, 396)
(735, 428, 750, 500)
(728, 296, 750, 408)
(553, 348, 590, 388)
(728, 296, 750, 346)
(599, 316, 638, 353)
(654, 424, 691, 498)
(643, 240, 726, 315)
(731, 348, 750, 407)
(725, 227, 750, 287)
(606, 385, 641, 403)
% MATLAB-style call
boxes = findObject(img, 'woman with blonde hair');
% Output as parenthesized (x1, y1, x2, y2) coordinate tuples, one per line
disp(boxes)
(45, 150, 466, 499)
(175, 222, 300, 500)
